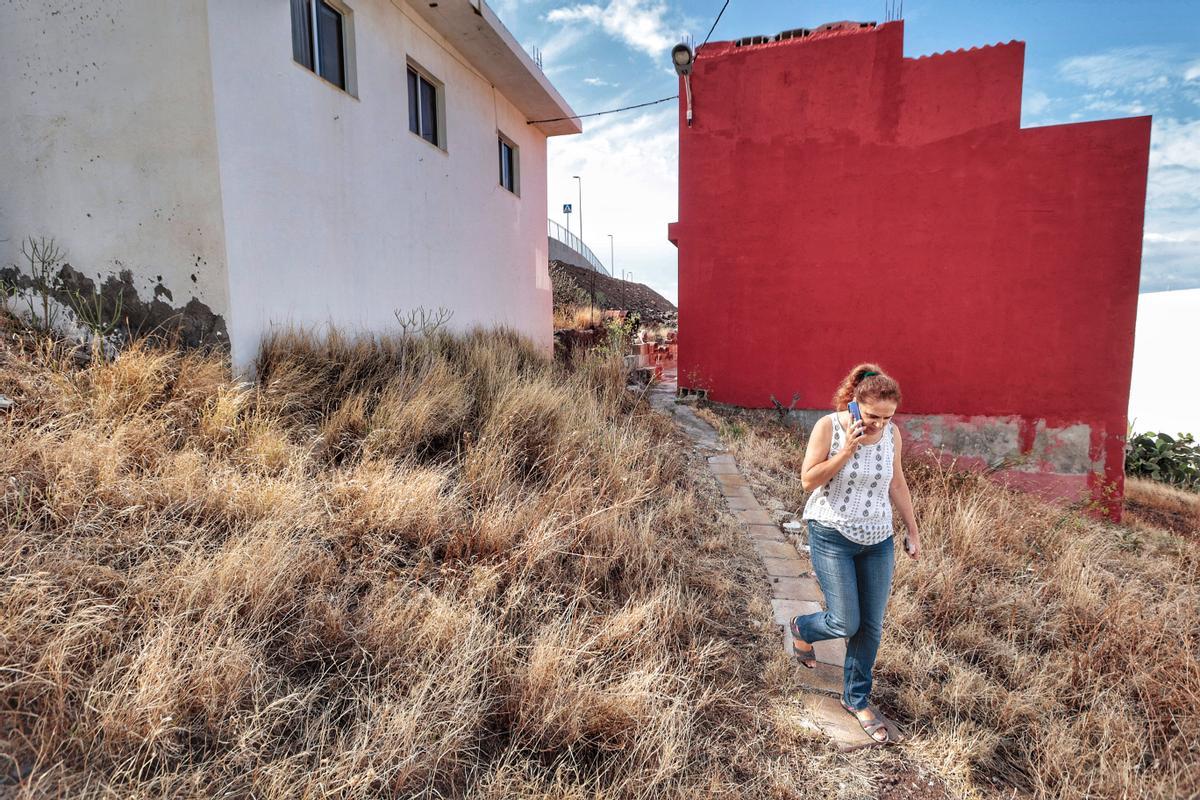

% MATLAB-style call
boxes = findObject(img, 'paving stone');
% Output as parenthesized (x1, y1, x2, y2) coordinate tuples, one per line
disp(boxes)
(707, 454, 736, 464)
(726, 496, 761, 511)
(769, 575, 823, 602)
(780, 622, 847, 667)
(735, 508, 774, 526)
(761, 557, 811, 578)
(707, 461, 740, 475)
(772, 599, 821, 625)
(745, 523, 785, 542)
(754, 539, 800, 560)
(800, 693, 903, 751)
(716, 473, 749, 488)
(722, 485, 756, 500)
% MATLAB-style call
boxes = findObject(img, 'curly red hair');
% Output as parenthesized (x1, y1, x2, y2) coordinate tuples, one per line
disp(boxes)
(831, 363, 902, 411)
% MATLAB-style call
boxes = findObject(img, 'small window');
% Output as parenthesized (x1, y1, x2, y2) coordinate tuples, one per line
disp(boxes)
(291, 0, 353, 92)
(498, 135, 519, 194)
(407, 63, 443, 148)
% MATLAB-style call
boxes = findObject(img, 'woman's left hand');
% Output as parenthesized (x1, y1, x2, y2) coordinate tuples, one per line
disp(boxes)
(902, 531, 920, 560)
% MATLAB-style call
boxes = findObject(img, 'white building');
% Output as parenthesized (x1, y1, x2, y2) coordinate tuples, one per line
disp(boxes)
(0, 0, 580, 367)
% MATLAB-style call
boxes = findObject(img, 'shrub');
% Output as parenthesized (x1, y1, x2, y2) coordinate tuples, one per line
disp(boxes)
(1125, 431, 1200, 490)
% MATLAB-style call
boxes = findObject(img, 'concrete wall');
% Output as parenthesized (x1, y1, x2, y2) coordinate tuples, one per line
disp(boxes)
(0, 0, 231, 343)
(669, 22, 1151, 516)
(205, 0, 552, 368)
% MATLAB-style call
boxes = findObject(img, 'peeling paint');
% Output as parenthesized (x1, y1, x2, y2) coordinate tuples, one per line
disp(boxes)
(0, 263, 227, 348)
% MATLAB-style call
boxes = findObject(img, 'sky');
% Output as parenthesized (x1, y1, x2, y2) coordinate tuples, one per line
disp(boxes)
(492, 0, 1200, 305)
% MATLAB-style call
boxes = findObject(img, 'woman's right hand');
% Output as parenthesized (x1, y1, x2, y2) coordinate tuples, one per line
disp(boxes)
(842, 417, 868, 455)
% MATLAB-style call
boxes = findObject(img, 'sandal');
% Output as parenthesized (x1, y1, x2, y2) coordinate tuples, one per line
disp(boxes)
(840, 698, 890, 743)
(788, 616, 817, 669)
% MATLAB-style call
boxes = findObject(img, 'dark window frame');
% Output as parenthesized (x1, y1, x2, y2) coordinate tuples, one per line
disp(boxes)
(498, 134, 519, 195)
(406, 61, 445, 150)
(290, 0, 356, 95)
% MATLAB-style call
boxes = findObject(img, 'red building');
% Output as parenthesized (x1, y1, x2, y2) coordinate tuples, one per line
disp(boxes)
(668, 21, 1151, 517)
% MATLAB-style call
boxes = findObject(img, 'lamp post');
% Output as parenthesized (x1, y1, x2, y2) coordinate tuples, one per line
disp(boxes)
(608, 234, 616, 306)
(572, 175, 583, 250)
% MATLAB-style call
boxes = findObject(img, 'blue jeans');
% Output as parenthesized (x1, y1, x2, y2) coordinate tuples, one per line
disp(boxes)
(793, 520, 895, 710)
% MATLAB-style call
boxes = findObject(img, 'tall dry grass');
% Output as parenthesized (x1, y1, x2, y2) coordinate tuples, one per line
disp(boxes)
(1, 323, 868, 798)
(701, 404, 1200, 800)
(552, 304, 602, 331)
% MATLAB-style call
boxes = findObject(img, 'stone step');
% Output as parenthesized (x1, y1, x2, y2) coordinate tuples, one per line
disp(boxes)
(760, 556, 812, 578)
(745, 523, 785, 542)
(722, 485, 757, 500)
(753, 539, 800, 560)
(769, 576, 823, 602)
(799, 693, 903, 751)
(726, 496, 761, 511)
(707, 461, 740, 475)
(783, 621, 846, 667)
(735, 508, 774, 526)
(715, 473, 750, 489)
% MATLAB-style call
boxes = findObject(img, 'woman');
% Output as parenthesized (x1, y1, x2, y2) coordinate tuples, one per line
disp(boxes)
(789, 363, 919, 744)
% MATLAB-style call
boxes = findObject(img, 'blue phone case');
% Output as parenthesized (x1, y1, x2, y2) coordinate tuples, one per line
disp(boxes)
(848, 400, 862, 424)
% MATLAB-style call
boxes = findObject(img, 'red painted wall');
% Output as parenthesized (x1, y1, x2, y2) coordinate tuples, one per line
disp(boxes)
(669, 22, 1151, 514)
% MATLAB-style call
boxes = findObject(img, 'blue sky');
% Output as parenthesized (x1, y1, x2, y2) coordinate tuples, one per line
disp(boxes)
(494, 0, 1200, 305)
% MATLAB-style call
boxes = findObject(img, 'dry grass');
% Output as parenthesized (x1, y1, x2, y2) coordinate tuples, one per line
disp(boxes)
(552, 304, 602, 331)
(700, 404, 1200, 800)
(1124, 477, 1200, 542)
(0, 321, 889, 798)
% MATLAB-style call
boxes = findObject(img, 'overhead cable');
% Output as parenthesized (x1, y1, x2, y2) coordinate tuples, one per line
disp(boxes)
(699, 0, 731, 52)
(526, 94, 678, 125)
(525, 0, 730, 125)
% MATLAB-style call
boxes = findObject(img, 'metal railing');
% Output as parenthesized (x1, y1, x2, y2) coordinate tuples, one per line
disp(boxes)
(548, 219, 610, 276)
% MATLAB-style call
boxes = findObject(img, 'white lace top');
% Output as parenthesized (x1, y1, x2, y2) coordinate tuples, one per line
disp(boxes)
(802, 411, 895, 545)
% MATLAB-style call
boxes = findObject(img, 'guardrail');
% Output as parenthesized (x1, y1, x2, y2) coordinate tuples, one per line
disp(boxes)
(548, 219, 610, 276)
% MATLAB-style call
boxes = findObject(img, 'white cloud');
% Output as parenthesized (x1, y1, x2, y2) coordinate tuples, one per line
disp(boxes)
(1184, 60, 1200, 82)
(547, 107, 679, 302)
(546, 0, 678, 60)
(1057, 46, 1174, 92)
(1142, 118, 1200, 291)
(1023, 89, 1051, 117)
(583, 77, 616, 86)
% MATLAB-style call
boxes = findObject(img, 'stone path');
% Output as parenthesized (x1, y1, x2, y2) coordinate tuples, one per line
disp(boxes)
(648, 382, 902, 752)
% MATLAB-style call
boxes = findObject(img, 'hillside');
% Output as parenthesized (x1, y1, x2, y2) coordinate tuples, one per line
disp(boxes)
(0, 319, 862, 798)
(550, 260, 677, 325)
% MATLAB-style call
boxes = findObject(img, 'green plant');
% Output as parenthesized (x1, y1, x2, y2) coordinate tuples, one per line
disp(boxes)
(1125, 431, 1200, 490)
(66, 284, 124, 339)
(595, 311, 640, 357)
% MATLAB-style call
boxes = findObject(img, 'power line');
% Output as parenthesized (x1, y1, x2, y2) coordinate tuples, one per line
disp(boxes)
(525, 0, 730, 126)
(526, 94, 678, 126)
(699, 0, 731, 51)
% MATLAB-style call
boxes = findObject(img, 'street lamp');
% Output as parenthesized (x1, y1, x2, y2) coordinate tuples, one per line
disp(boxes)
(572, 175, 583, 249)
(672, 42, 695, 126)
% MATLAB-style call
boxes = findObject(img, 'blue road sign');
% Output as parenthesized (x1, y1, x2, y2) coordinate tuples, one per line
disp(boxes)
(563, 204, 572, 214)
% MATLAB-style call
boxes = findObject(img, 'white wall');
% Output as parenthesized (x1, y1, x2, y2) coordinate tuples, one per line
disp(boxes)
(0, 0, 231, 334)
(1128, 289, 1200, 438)
(205, 0, 552, 368)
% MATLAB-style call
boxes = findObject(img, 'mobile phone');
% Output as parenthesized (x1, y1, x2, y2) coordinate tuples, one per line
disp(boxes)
(848, 400, 863, 425)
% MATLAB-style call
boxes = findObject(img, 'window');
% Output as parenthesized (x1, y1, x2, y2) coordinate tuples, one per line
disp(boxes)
(407, 64, 443, 148)
(291, 0, 354, 93)
(498, 135, 519, 194)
